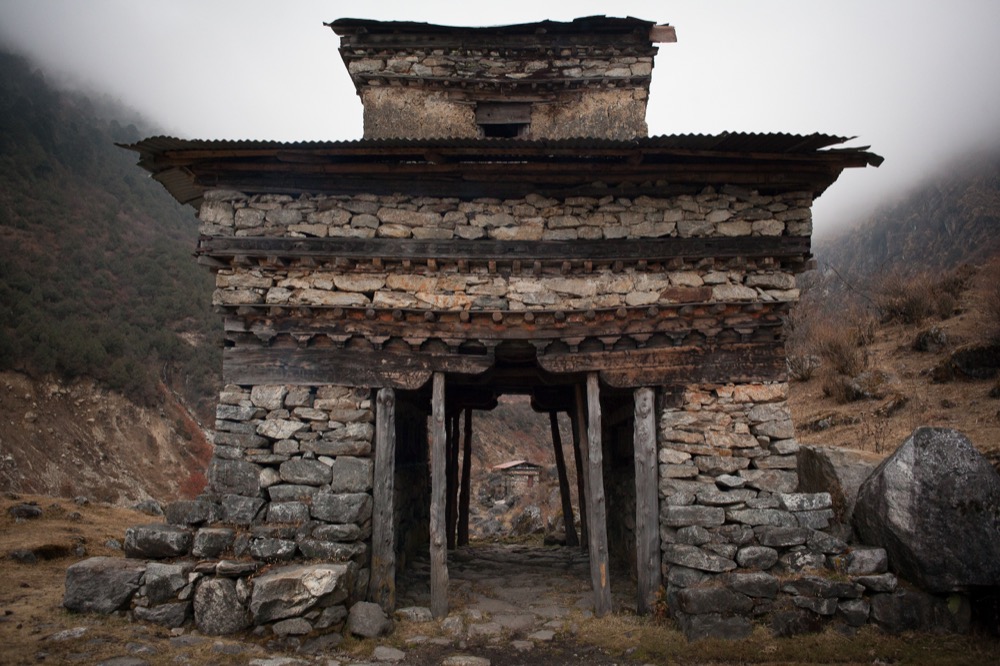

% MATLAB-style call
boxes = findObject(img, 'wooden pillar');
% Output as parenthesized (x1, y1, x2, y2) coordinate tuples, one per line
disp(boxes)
(458, 408, 473, 547)
(549, 411, 579, 547)
(570, 409, 588, 548)
(446, 411, 459, 550)
(369, 388, 397, 611)
(430, 373, 448, 618)
(576, 375, 611, 617)
(633, 387, 661, 615)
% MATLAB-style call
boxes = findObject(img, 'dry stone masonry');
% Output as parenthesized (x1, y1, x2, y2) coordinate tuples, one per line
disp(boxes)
(67, 15, 888, 641)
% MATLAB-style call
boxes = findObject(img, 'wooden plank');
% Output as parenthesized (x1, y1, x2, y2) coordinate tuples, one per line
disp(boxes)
(550, 411, 579, 548)
(570, 409, 588, 548)
(632, 387, 661, 615)
(577, 377, 612, 617)
(476, 103, 532, 125)
(222, 347, 490, 388)
(538, 344, 787, 387)
(458, 408, 473, 547)
(198, 236, 811, 263)
(369, 387, 397, 612)
(446, 412, 459, 550)
(430, 372, 449, 619)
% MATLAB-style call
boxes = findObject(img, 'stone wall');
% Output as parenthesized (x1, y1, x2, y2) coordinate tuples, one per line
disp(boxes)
(654, 382, 931, 638)
(198, 189, 813, 242)
(75, 382, 382, 635)
(201, 189, 808, 314)
(342, 50, 655, 139)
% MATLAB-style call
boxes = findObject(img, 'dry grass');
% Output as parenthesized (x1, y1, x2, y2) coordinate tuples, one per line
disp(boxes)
(575, 612, 998, 665)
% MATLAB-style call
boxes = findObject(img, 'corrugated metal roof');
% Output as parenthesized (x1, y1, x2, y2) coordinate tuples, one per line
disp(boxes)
(122, 132, 870, 156)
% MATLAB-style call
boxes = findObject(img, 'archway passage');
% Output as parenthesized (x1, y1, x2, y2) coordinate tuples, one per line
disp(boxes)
(375, 341, 660, 619)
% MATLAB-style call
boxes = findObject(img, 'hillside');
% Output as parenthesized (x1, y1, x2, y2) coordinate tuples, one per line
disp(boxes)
(787, 147, 1000, 467)
(814, 149, 1000, 282)
(0, 51, 220, 419)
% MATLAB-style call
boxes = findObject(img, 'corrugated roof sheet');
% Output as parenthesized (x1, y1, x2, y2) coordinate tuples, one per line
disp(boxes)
(123, 132, 870, 156)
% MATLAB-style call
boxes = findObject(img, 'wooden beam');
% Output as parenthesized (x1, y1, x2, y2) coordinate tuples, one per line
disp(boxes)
(577, 376, 612, 617)
(446, 411, 459, 550)
(570, 408, 588, 548)
(369, 388, 397, 612)
(198, 236, 811, 264)
(632, 387, 661, 615)
(430, 372, 448, 618)
(538, 344, 787, 388)
(458, 408, 473, 547)
(222, 347, 491, 389)
(550, 411, 579, 548)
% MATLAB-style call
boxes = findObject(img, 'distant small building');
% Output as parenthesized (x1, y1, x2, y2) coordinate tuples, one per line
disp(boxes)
(492, 460, 543, 496)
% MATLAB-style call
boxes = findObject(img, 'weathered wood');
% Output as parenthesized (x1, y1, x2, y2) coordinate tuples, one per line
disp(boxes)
(369, 388, 397, 612)
(199, 236, 811, 264)
(222, 302, 787, 346)
(538, 344, 788, 387)
(446, 411, 460, 550)
(632, 387, 661, 615)
(430, 373, 448, 618)
(222, 347, 490, 388)
(577, 376, 612, 616)
(570, 409, 588, 548)
(550, 411, 579, 548)
(458, 408, 473, 547)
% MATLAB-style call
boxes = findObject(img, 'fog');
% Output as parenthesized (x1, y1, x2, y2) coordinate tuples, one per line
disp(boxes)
(2, 0, 999, 236)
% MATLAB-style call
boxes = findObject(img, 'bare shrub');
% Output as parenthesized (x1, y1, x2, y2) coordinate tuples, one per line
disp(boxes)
(876, 266, 973, 325)
(980, 260, 1000, 342)
(860, 412, 892, 454)
(813, 310, 872, 377)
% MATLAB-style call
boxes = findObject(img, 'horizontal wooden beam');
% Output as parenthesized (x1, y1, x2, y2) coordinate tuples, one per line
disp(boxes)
(538, 343, 787, 387)
(223, 347, 492, 389)
(198, 236, 810, 263)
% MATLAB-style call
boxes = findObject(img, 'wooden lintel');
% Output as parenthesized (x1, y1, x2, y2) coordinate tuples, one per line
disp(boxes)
(222, 347, 492, 389)
(197, 236, 810, 264)
(538, 344, 786, 387)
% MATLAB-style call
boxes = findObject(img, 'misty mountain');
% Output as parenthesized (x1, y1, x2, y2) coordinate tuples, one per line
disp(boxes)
(0, 50, 219, 419)
(813, 149, 1000, 283)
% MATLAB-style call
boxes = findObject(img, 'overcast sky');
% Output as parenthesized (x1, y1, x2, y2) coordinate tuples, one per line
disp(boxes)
(2, 0, 999, 237)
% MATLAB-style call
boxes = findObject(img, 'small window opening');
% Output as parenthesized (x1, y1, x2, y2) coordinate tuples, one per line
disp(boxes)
(476, 103, 531, 139)
(482, 123, 528, 138)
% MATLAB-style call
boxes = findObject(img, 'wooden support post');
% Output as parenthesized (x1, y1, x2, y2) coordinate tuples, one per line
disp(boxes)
(633, 387, 661, 615)
(549, 411, 579, 547)
(576, 375, 612, 617)
(369, 388, 397, 612)
(430, 373, 448, 618)
(458, 408, 473, 547)
(570, 409, 588, 548)
(446, 412, 459, 550)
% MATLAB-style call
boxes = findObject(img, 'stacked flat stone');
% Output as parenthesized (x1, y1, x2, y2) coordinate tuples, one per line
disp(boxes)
(69, 382, 378, 635)
(199, 189, 812, 241)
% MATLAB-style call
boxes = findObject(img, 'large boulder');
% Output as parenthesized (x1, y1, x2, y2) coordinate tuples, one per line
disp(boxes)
(64, 557, 146, 613)
(853, 427, 1000, 593)
(249, 563, 354, 624)
(194, 577, 250, 635)
(797, 445, 880, 527)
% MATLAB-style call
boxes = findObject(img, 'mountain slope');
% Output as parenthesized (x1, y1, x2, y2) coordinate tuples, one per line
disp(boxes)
(0, 51, 219, 419)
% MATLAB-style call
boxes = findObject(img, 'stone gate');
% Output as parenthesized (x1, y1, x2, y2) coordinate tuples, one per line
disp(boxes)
(86, 16, 884, 634)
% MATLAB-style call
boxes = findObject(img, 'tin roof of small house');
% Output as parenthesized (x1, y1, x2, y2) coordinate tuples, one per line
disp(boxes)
(121, 132, 881, 208)
(492, 460, 543, 472)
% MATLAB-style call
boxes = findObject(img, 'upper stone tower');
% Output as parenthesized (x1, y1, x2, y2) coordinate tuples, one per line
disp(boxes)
(328, 16, 676, 140)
